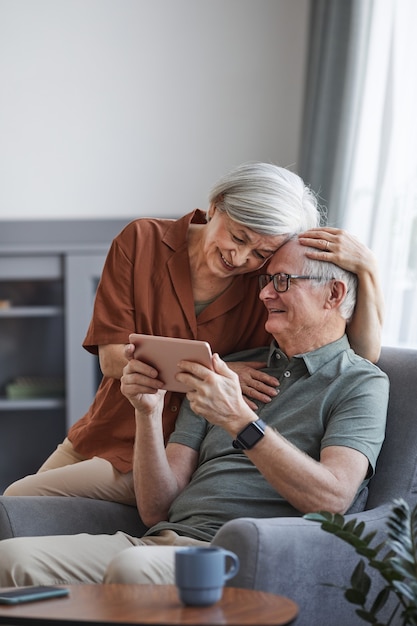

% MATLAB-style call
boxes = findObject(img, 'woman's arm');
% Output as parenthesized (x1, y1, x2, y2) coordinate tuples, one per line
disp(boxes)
(98, 342, 136, 378)
(299, 228, 384, 362)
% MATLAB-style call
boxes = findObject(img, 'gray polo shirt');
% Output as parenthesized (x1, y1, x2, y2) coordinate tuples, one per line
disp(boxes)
(146, 336, 389, 541)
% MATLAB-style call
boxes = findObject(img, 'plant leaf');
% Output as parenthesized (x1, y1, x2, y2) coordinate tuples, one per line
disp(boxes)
(392, 579, 417, 603)
(345, 587, 367, 605)
(352, 521, 366, 537)
(350, 560, 371, 595)
(356, 546, 380, 559)
(356, 608, 379, 623)
(305, 499, 417, 622)
(322, 521, 344, 534)
(362, 530, 378, 545)
(343, 519, 358, 534)
(390, 556, 417, 579)
(304, 511, 333, 523)
(370, 587, 391, 614)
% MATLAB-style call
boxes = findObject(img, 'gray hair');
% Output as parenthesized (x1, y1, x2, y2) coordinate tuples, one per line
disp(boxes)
(301, 250, 358, 321)
(208, 162, 324, 236)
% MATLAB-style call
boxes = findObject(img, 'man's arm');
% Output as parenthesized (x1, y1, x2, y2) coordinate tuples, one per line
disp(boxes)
(243, 434, 368, 515)
(177, 354, 370, 515)
(120, 357, 198, 527)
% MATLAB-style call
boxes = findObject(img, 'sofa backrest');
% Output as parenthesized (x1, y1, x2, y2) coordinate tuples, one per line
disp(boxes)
(365, 346, 417, 510)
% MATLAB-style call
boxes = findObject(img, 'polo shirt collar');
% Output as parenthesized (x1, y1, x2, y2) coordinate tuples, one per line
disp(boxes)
(267, 335, 351, 374)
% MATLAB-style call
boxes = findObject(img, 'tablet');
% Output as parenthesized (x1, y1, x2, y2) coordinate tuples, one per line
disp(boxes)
(130, 334, 213, 392)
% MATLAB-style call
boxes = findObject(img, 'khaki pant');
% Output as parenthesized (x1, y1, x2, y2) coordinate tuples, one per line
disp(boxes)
(3, 438, 136, 505)
(0, 530, 210, 587)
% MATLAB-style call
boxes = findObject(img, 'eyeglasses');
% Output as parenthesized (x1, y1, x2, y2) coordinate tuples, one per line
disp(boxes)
(258, 273, 323, 293)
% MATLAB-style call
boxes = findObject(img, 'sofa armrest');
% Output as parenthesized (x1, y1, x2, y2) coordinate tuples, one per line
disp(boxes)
(212, 505, 396, 626)
(0, 496, 147, 540)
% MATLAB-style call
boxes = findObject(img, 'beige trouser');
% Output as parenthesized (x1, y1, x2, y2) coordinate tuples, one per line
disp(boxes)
(0, 530, 210, 587)
(3, 438, 136, 505)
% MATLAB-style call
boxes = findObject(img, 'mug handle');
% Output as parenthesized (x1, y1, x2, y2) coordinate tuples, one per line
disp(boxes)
(223, 550, 240, 580)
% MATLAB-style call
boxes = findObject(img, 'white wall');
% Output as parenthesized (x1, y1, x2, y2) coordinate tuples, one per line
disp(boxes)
(0, 0, 310, 220)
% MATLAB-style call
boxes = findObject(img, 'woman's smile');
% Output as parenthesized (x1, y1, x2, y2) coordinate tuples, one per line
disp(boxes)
(220, 252, 236, 271)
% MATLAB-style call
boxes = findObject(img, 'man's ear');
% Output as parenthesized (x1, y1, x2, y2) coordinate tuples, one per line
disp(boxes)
(325, 280, 347, 310)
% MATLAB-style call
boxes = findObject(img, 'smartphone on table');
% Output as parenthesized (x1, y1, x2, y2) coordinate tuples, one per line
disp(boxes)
(130, 334, 213, 392)
(0, 585, 69, 604)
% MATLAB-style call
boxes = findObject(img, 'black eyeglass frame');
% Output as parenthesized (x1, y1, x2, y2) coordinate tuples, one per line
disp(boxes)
(258, 273, 323, 293)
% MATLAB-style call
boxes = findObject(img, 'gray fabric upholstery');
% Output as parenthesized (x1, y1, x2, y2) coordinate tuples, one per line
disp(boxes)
(0, 496, 146, 539)
(212, 505, 398, 625)
(0, 346, 416, 625)
(365, 347, 417, 509)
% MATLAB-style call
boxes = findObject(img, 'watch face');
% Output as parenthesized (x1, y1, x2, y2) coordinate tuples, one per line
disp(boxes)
(233, 420, 266, 450)
(242, 423, 264, 447)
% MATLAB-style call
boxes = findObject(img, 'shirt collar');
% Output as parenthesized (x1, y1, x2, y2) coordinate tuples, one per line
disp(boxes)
(163, 209, 207, 251)
(267, 335, 351, 374)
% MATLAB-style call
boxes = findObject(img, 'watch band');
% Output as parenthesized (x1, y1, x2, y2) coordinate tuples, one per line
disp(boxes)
(232, 419, 267, 450)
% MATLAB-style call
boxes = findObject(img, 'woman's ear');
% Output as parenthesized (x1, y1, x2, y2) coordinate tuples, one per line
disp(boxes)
(207, 203, 217, 221)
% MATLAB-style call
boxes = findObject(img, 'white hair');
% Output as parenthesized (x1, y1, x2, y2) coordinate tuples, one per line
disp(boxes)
(301, 252, 358, 321)
(208, 162, 324, 236)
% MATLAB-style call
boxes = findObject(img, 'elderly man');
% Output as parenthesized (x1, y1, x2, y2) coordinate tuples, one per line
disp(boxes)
(0, 238, 388, 586)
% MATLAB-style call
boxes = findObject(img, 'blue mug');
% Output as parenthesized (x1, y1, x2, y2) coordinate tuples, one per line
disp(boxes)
(175, 546, 240, 606)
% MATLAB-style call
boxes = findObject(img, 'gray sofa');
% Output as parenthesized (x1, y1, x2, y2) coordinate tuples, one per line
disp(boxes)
(1, 346, 416, 625)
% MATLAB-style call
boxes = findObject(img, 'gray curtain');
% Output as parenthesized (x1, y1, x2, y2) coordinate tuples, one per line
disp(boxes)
(299, 0, 374, 225)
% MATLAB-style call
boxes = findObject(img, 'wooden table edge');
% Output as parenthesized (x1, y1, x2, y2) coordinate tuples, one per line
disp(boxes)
(0, 584, 298, 625)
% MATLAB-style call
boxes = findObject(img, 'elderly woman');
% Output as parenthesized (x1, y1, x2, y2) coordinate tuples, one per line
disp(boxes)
(4, 162, 383, 503)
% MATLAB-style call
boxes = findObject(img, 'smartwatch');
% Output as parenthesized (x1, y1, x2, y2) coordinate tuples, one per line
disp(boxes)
(232, 419, 267, 450)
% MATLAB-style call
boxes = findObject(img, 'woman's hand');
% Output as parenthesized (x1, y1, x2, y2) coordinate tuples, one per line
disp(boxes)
(298, 227, 378, 275)
(226, 361, 279, 409)
(298, 227, 384, 362)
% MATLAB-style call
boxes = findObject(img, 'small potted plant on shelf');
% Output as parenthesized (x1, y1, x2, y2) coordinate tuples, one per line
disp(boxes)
(305, 498, 417, 625)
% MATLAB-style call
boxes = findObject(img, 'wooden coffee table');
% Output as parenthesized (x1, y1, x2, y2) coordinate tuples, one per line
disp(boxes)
(0, 584, 298, 625)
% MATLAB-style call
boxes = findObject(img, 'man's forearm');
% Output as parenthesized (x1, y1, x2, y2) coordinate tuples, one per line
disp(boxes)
(205, 397, 362, 515)
(133, 410, 181, 527)
(244, 427, 367, 515)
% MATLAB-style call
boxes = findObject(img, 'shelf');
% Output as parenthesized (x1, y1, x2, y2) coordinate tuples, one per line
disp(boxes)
(0, 222, 122, 489)
(0, 397, 65, 411)
(0, 306, 63, 318)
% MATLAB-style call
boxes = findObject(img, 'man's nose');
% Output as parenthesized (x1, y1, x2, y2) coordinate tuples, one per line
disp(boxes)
(259, 279, 276, 301)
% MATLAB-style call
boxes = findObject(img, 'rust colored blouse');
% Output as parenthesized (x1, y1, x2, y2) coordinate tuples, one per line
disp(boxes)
(68, 210, 270, 472)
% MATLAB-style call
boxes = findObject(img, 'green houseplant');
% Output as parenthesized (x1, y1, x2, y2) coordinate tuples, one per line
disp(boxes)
(305, 498, 417, 625)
